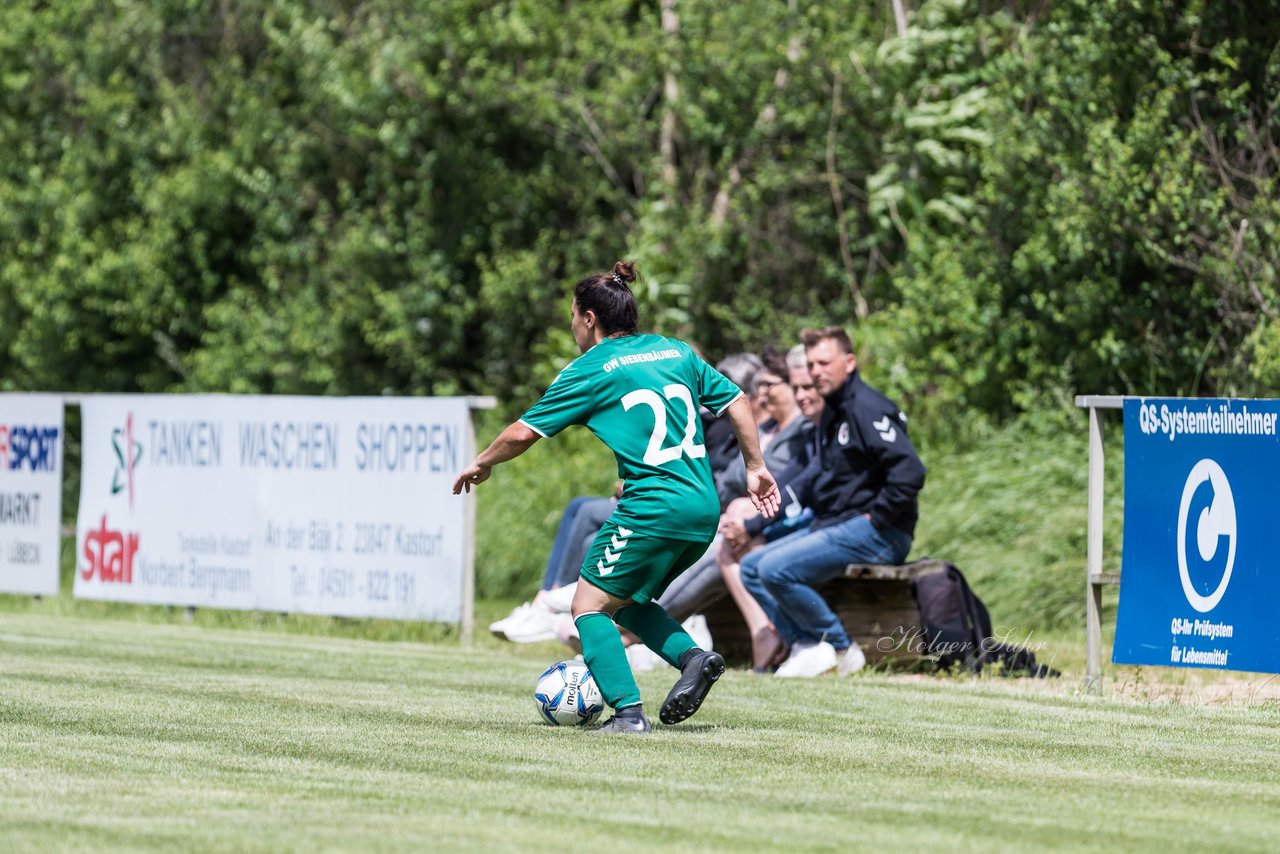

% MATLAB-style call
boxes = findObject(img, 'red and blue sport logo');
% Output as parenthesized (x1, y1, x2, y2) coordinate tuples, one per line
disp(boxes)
(0, 424, 60, 472)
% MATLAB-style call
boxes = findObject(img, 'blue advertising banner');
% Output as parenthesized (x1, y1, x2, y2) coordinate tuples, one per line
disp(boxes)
(1115, 398, 1280, 674)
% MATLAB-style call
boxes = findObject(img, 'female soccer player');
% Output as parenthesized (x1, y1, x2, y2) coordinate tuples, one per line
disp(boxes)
(453, 261, 779, 733)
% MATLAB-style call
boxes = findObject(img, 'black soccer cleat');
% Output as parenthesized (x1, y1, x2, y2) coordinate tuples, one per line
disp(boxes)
(590, 712, 653, 734)
(659, 649, 725, 725)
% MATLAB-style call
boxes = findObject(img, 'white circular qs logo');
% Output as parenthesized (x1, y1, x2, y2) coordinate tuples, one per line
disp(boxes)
(837, 423, 850, 446)
(1176, 458, 1236, 613)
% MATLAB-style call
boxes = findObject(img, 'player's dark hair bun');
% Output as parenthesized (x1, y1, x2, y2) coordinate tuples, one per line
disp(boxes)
(573, 261, 641, 336)
(611, 261, 638, 286)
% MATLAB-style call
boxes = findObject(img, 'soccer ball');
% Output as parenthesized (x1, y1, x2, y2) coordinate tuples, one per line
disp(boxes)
(534, 660, 604, 726)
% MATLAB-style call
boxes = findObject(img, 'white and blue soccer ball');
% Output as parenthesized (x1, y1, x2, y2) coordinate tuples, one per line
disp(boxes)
(534, 660, 604, 726)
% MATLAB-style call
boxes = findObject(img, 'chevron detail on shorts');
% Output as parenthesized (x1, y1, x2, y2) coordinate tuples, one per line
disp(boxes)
(597, 527, 633, 576)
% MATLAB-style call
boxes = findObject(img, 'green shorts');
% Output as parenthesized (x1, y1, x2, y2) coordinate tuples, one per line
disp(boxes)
(579, 519, 713, 605)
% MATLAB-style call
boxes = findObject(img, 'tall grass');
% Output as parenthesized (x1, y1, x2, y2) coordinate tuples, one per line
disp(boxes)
(911, 408, 1125, 631)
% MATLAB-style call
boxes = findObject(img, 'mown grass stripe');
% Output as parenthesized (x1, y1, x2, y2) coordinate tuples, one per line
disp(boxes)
(1, 613, 1277, 853)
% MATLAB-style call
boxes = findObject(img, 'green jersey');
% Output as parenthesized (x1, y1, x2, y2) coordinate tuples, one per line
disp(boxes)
(520, 334, 742, 541)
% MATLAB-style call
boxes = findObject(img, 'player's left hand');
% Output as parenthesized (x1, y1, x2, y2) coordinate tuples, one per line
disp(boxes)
(745, 466, 780, 519)
(452, 461, 492, 494)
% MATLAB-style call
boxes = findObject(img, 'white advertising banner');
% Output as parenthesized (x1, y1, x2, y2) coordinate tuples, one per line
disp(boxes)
(0, 394, 64, 595)
(74, 395, 472, 621)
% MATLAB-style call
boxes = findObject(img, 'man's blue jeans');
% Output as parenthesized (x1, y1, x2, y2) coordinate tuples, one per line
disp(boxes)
(739, 514, 912, 651)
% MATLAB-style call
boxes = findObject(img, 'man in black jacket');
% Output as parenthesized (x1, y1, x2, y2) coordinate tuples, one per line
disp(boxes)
(740, 327, 926, 678)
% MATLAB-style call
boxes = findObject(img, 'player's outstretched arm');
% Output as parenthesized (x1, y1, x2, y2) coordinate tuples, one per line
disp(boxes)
(452, 421, 540, 494)
(723, 396, 781, 518)
(745, 467, 780, 519)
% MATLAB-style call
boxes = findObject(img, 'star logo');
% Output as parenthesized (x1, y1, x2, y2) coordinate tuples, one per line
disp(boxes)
(110, 412, 142, 510)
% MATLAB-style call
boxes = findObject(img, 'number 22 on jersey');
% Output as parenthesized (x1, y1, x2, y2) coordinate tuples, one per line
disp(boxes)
(621, 384, 707, 466)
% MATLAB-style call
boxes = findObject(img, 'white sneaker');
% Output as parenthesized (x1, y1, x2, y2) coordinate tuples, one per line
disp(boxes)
(775, 641, 838, 678)
(502, 603, 558, 643)
(488, 602, 532, 639)
(682, 614, 713, 652)
(838, 643, 866, 676)
(541, 582, 577, 614)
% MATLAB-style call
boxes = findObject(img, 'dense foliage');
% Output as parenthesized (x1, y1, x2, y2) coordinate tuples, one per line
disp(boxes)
(2, 0, 1278, 419)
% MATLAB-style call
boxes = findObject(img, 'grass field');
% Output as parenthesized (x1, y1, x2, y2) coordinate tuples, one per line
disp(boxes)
(3, 613, 1278, 852)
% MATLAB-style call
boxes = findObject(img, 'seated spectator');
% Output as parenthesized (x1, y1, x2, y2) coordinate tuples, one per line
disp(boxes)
(717, 346, 817, 670)
(714, 349, 807, 497)
(739, 327, 926, 678)
(704, 352, 765, 510)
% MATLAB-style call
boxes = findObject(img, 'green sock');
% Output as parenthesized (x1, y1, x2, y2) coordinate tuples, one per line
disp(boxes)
(613, 602, 697, 669)
(575, 612, 641, 711)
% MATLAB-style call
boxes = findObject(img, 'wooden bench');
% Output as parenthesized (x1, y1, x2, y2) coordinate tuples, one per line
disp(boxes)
(699, 558, 948, 668)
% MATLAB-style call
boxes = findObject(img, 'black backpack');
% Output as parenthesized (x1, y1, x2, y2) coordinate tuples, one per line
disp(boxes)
(910, 563, 1059, 678)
